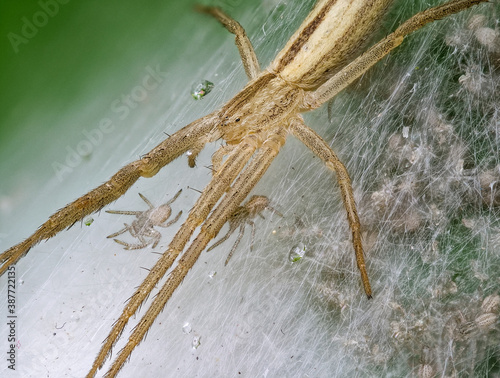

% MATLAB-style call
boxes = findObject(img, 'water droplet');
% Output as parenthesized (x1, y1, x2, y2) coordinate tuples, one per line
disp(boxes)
(84, 217, 94, 226)
(191, 80, 214, 100)
(182, 322, 192, 334)
(208, 271, 217, 279)
(289, 242, 306, 263)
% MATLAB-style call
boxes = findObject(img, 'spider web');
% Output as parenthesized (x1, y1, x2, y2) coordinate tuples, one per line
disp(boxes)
(0, 0, 499, 377)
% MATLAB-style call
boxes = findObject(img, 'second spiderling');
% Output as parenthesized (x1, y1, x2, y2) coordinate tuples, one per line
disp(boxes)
(207, 195, 282, 265)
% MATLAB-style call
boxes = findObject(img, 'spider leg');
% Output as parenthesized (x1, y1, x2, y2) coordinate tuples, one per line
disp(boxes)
(266, 205, 284, 218)
(150, 230, 162, 249)
(212, 144, 237, 174)
(196, 5, 260, 80)
(112, 238, 151, 250)
(186, 140, 205, 168)
(101, 127, 286, 377)
(302, 0, 488, 109)
(138, 193, 154, 209)
(106, 226, 129, 239)
(289, 117, 372, 299)
(88, 134, 259, 377)
(105, 210, 143, 215)
(248, 220, 255, 252)
(225, 224, 245, 266)
(206, 223, 237, 252)
(0, 113, 218, 276)
(161, 210, 182, 228)
(165, 188, 182, 206)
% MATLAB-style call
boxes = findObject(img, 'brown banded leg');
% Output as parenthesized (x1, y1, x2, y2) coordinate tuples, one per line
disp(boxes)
(196, 5, 260, 80)
(289, 117, 372, 298)
(0, 113, 219, 276)
(101, 128, 287, 378)
(87, 134, 260, 378)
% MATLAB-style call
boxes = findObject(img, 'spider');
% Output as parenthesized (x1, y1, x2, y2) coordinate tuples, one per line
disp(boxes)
(0, 0, 489, 376)
(206, 195, 283, 265)
(106, 190, 182, 250)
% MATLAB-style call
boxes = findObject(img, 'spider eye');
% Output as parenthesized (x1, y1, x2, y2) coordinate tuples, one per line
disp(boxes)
(235, 118, 240, 122)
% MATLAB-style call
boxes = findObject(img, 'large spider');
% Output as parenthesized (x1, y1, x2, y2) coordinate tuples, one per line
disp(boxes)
(0, 0, 490, 376)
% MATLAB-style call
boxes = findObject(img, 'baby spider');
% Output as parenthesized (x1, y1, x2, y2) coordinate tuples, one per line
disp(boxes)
(207, 195, 283, 265)
(106, 190, 182, 250)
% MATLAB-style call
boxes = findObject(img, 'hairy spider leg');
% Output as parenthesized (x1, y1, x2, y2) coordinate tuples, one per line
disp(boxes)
(211, 144, 237, 172)
(266, 205, 283, 218)
(88, 135, 259, 377)
(164, 188, 183, 205)
(206, 220, 247, 265)
(225, 223, 248, 266)
(160, 189, 183, 227)
(197, 5, 260, 80)
(106, 210, 144, 216)
(112, 232, 159, 250)
(101, 128, 286, 378)
(206, 223, 240, 252)
(0, 114, 218, 276)
(290, 116, 372, 298)
(106, 224, 132, 239)
(138, 193, 155, 209)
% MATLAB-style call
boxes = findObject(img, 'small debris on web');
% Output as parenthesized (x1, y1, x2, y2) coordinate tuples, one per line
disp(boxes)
(84, 217, 94, 226)
(192, 335, 201, 349)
